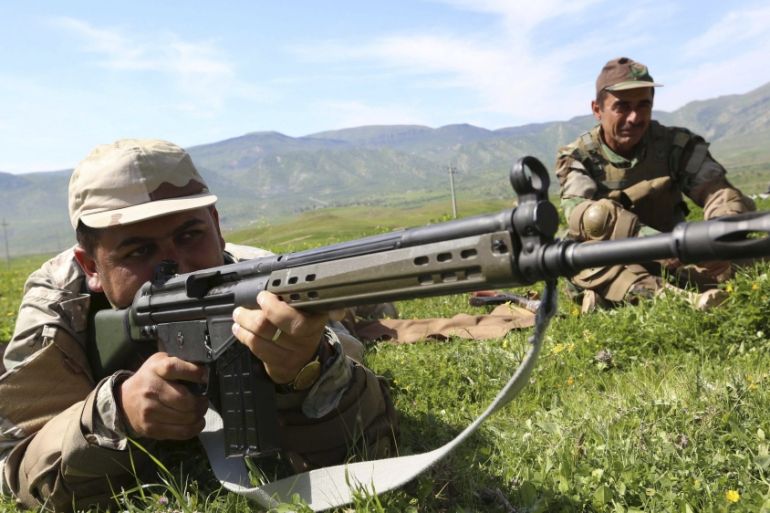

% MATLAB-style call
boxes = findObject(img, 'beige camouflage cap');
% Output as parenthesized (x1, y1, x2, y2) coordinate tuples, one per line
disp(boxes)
(596, 57, 662, 95)
(68, 139, 217, 229)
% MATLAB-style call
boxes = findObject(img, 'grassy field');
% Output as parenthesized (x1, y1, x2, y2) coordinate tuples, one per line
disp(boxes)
(1, 198, 769, 512)
(225, 195, 516, 253)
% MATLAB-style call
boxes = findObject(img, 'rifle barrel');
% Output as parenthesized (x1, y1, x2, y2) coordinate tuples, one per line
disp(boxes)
(551, 211, 770, 277)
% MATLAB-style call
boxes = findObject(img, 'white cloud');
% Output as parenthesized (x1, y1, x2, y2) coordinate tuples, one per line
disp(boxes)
(653, 3, 770, 109)
(682, 4, 770, 58)
(51, 17, 268, 117)
(52, 18, 145, 68)
(373, 35, 554, 110)
(53, 17, 232, 74)
(433, 0, 603, 33)
(288, 1, 642, 125)
(658, 44, 770, 111)
(298, 31, 590, 124)
(291, 0, 770, 126)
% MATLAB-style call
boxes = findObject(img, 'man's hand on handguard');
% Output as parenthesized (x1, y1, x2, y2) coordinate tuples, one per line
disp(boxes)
(231, 290, 328, 385)
(117, 352, 210, 440)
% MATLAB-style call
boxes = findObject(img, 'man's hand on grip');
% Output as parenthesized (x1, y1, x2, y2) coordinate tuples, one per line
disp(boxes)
(117, 352, 209, 440)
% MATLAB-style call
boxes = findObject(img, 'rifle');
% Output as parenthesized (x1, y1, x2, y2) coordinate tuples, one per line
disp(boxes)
(90, 156, 770, 460)
(469, 292, 542, 311)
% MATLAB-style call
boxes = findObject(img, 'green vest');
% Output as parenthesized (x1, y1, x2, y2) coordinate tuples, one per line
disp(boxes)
(565, 121, 703, 232)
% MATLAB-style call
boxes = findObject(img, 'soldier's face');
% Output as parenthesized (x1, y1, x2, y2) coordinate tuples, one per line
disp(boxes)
(74, 207, 226, 308)
(592, 87, 653, 156)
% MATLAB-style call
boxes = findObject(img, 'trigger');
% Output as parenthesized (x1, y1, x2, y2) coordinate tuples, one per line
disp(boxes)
(184, 381, 208, 396)
(183, 365, 212, 396)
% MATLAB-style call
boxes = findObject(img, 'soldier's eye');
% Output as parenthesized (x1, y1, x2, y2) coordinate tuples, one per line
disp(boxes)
(178, 229, 204, 244)
(126, 245, 155, 259)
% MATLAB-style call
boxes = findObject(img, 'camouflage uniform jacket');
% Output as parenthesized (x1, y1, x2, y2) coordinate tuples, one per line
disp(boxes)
(556, 120, 754, 235)
(0, 243, 397, 512)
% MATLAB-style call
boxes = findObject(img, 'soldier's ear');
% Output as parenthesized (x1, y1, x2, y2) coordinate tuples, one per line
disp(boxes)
(73, 246, 104, 293)
(591, 100, 602, 121)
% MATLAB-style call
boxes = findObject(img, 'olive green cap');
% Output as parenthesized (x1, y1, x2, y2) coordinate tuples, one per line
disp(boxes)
(596, 57, 663, 95)
(68, 139, 217, 229)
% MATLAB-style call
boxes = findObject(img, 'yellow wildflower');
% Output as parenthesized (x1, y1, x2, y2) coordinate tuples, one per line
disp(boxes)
(752, 283, 760, 291)
(550, 342, 575, 356)
(566, 376, 575, 386)
(726, 283, 734, 293)
(725, 489, 740, 503)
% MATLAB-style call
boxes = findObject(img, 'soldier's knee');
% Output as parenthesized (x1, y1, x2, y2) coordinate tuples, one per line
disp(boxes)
(568, 199, 639, 241)
(583, 201, 614, 239)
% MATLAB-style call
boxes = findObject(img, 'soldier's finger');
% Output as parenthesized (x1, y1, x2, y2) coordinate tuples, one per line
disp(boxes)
(151, 355, 208, 385)
(157, 381, 211, 413)
(256, 291, 327, 338)
(231, 305, 271, 337)
(231, 321, 290, 363)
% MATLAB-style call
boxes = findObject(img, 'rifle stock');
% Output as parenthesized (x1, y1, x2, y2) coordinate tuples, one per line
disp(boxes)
(91, 156, 770, 459)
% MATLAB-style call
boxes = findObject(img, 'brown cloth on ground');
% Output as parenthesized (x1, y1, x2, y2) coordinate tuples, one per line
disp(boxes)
(351, 304, 535, 343)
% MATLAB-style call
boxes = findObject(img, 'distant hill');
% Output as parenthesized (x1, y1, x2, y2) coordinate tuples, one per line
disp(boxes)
(657, 82, 770, 184)
(1, 82, 768, 257)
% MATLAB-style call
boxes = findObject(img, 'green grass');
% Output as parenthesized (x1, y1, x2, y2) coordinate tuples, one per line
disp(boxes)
(365, 267, 770, 512)
(1, 200, 770, 512)
(0, 255, 52, 343)
(225, 196, 515, 253)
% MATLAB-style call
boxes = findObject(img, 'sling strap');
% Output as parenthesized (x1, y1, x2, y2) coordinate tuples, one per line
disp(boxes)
(199, 280, 558, 511)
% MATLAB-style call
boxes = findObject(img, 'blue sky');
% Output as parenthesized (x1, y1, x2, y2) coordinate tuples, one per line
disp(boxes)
(1, 0, 769, 173)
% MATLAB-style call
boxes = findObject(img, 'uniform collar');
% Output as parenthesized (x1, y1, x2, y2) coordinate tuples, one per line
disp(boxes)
(598, 126, 651, 169)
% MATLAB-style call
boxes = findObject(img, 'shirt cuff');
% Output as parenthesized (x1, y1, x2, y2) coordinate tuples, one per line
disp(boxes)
(301, 328, 353, 419)
(87, 371, 134, 450)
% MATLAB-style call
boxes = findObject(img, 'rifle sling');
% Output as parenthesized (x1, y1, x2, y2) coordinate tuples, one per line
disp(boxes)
(198, 279, 557, 511)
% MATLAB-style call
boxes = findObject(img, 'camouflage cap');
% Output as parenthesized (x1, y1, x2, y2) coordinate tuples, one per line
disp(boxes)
(596, 57, 662, 95)
(68, 139, 217, 229)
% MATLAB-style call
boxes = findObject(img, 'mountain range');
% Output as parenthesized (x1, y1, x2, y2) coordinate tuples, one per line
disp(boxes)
(1, 81, 769, 257)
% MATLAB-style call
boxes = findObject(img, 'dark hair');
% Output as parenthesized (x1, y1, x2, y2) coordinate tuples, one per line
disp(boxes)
(75, 221, 104, 255)
(595, 89, 609, 107)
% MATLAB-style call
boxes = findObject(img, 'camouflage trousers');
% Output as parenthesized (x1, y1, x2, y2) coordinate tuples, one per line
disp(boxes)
(568, 259, 737, 313)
